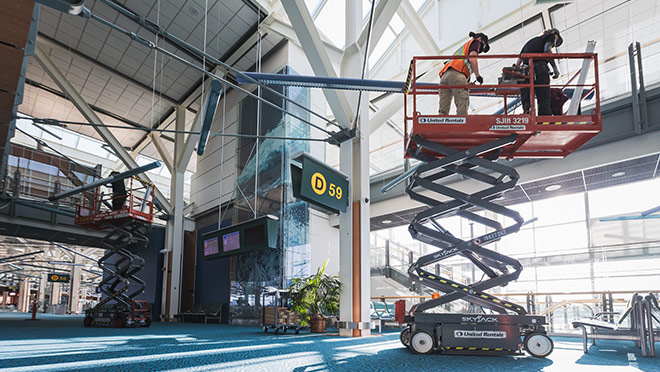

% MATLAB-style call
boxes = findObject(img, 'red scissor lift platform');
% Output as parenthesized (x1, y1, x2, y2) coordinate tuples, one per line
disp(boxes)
(76, 176, 155, 328)
(75, 176, 155, 228)
(404, 53, 602, 159)
(395, 53, 602, 356)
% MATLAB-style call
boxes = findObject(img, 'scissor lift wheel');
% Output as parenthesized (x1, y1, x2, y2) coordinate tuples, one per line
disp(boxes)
(410, 330, 435, 354)
(400, 327, 411, 348)
(524, 333, 554, 358)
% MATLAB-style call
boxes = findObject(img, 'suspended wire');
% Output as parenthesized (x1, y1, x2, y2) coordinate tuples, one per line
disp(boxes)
(254, 3, 262, 219)
(351, 0, 377, 131)
(15, 115, 330, 142)
(97, 0, 338, 135)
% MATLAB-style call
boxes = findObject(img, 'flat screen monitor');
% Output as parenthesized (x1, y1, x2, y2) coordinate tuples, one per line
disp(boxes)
(222, 231, 240, 252)
(203, 237, 219, 256)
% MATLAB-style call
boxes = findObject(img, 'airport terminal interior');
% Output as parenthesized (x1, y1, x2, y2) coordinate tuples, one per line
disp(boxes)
(1, 0, 660, 371)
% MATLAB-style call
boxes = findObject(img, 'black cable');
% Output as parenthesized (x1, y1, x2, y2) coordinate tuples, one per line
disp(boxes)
(17, 115, 330, 143)
(351, 0, 377, 131)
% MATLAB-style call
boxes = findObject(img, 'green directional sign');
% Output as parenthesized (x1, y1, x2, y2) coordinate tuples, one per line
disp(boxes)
(291, 153, 349, 213)
(48, 273, 70, 283)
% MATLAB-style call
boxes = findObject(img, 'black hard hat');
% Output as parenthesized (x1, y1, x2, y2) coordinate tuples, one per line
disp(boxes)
(469, 31, 490, 53)
(546, 28, 563, 47)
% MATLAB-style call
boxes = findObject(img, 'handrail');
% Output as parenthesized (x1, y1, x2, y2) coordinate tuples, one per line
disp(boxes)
(372, 290, 660, 300)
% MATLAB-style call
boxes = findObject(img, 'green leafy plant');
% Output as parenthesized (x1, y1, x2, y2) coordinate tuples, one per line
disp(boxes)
(288, 259, 341, 326)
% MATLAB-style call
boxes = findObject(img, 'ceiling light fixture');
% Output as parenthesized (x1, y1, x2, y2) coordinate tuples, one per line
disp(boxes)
(545, 184, 561, 191)
(612, 171, 625, 177)
(188, 6, 200, 17)
(382, 220, 392, 224)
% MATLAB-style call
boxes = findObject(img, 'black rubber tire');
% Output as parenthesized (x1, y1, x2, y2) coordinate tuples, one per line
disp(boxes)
(524, 333, 554, 358)
(410, 330, 435, 354)
(274, 327, 279, 333)
(400, 327, 411, 348)
(144, 318, 152, 327)
(83, 316, 93, 327)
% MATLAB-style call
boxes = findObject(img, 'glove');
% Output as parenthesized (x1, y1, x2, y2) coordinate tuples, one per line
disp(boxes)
(552, 69, 560, 79)
(475, 75, 484, 85)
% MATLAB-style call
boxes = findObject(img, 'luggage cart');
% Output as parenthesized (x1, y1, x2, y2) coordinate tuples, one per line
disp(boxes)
(261, 288, 301, 334)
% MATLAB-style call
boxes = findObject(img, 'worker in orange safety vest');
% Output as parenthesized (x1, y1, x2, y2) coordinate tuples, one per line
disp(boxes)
(438, 32, 490, 115)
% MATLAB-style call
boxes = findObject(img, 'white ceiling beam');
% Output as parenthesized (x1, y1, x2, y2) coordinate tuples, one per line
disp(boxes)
(357, 0, 403, 56)
(34, 44, 173, 213)
(369, 1, 556, 135)
(281, 0, 354, 129)
(263, 17, 344, 64)
(150, 132, 173, 172)
(397, 0, 440, 55)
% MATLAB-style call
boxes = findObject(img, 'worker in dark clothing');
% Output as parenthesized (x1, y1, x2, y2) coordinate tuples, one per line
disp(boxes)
(515, 29, 563, 115)
(108, 171, 127, 211)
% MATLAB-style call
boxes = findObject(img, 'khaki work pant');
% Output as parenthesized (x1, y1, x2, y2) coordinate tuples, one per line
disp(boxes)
(438, 68, 469, 115)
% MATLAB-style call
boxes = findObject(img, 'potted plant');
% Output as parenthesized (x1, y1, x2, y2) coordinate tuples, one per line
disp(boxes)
(288, 259, 340, 333)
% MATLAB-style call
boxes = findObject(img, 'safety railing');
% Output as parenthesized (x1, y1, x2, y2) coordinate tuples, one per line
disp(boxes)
(5, 143, 101, 210)
(403, 53, 602, 158)
(370, 289, 659, 333)
(75, 176, 155, 226)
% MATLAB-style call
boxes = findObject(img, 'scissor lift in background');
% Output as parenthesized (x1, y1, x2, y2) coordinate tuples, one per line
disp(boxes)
(76, 177, 155, 328)
(388, 53, 602, 356)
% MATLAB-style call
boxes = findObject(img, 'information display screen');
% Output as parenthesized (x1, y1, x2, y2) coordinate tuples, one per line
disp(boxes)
(222, 231, 240, 252)
(203, 237, 219, 256)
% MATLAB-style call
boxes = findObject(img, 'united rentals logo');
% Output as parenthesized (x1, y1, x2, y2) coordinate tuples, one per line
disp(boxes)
(419, 117, 467, 124)
(454, 330, 506, 339)
(461, 315, 498, 323)
(490, 125, 526, 130)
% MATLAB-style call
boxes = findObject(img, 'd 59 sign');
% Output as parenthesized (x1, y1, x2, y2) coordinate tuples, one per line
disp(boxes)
(291, 153, 349, 213)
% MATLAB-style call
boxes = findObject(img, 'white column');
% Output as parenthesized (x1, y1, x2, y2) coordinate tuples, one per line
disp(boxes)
(338, 0, 371, 337)
(38, 273, 47, 312)
(68, 254, 82, 314)
(18, 279, 30, 312)
(50, 283, 61, 306)
(164, 105, 186, 320)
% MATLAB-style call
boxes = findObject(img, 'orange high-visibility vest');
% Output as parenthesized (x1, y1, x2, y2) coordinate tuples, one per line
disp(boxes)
(440, 39, 478, 78)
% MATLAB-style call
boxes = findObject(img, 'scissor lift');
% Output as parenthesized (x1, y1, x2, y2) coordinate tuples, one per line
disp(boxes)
(76, 177, 155, 328)
(388, 53, 602, 356)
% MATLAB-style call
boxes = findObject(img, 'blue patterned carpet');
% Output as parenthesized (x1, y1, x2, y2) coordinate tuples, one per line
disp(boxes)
(1, 312, 659, 372)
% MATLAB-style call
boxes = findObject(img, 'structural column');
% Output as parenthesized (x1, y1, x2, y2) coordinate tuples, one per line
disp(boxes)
(162, 105, 186, 320)
(338, 0, 371, 337)
(50, 282, 61, 306)
(68, 254, 82, 314)
(38, 273, 47, 312)
(18, 279, 30, 312)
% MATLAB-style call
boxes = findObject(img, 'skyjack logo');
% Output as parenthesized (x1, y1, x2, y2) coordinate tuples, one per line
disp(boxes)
(432, 247, 459, 259)
(461, 315, 498, 323)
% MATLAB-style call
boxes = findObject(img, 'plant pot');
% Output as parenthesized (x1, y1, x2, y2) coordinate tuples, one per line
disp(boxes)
(310, 315, 327, 333)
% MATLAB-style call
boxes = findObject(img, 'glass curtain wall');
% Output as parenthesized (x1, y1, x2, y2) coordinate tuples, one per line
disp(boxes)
(371, 177, 660, 328)
(230, 66, 310, 321)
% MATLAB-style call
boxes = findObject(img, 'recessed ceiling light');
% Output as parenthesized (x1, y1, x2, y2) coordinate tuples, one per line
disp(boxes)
(382, 219, 392, 224)
(188, 6, 200, 17)
(612, 171, 625, 177)
(545, 184, 561, 191)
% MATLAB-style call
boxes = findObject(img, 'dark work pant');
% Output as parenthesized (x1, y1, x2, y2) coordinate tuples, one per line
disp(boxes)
(112, 195, 127, 211)
(521, 62, 551, 115)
